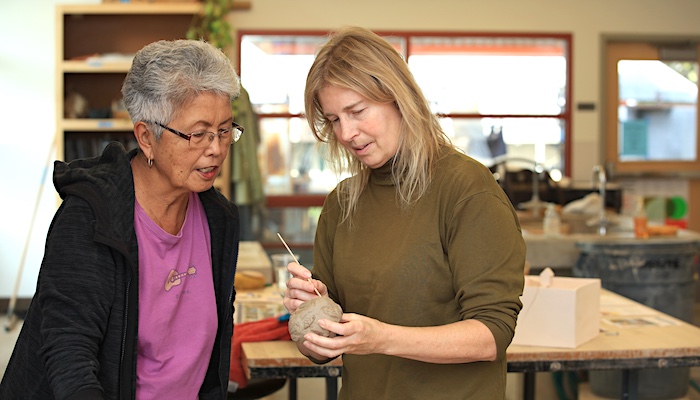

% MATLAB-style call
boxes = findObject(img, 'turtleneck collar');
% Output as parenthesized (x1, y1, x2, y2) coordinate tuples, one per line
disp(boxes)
(369, 158, 396, 186)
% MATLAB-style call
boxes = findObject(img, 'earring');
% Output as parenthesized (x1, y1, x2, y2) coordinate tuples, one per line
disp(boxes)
(147, 158, 153, 168)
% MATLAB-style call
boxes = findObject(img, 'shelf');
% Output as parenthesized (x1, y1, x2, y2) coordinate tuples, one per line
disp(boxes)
(55, 2, 249, 200)
(62, 60, 132, 73)
(60, 3, 201, 14)
(265, 195, 327, 208)
(59, 1, 251, 15)
(61, 118, 134, 131)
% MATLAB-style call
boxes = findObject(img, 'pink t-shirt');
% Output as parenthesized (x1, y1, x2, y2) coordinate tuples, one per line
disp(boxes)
(134, 192, 217, 400)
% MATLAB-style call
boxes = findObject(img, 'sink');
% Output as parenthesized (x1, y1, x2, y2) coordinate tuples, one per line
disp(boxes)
(522, 229, 634, 270)
(519, 212, 628, 236)
(519, 212, 700, 270)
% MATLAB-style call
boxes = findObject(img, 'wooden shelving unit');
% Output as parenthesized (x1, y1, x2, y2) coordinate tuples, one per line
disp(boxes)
(55, 3, 250, 199)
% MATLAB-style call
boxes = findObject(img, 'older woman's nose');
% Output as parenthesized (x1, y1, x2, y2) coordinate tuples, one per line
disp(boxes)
(204, 134, 227, 155)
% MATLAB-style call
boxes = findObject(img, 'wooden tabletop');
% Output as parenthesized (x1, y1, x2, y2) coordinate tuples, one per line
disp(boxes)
(242, 341, 343, 380)
(237, 241, 273, 284)
(243, 341, 342, 369)
(508, 289, 700, 369)
(238, 241, 272, 270)
(242, 289, 700, 378)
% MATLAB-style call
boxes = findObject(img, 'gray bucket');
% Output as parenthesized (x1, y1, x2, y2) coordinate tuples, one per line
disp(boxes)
(574, 240, 699, 400)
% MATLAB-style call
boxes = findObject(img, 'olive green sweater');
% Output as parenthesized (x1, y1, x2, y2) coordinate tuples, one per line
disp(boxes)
(313, 147, 525, 400)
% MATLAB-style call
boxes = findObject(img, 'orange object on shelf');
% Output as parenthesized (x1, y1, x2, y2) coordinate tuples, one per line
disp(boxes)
(647, 225, 679, 237)
(633, 196, 648, 239)
(634, 216, 648, 239)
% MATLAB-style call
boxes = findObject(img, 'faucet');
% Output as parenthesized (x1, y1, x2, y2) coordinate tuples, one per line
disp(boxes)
(510, 158, 549, 217)
(588, 165, 611, 235)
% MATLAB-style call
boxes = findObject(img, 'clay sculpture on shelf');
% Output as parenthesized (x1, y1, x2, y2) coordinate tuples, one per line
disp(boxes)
(288, 296, 343, 343)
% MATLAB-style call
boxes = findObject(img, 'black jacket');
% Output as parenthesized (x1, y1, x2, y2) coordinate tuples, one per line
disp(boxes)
(0, 142, 239, 400)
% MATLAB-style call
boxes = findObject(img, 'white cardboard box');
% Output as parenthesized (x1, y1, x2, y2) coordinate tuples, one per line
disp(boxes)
(512, 275, 601, 348)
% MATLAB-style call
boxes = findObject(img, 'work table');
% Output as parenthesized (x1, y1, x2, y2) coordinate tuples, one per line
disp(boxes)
(241, 290, 700, 400)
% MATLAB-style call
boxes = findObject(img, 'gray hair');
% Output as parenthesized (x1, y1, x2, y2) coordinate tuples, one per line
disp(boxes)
(121, 39, 240, 138)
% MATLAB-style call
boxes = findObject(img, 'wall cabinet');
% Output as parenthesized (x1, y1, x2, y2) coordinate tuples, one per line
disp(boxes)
(56, 3, 233, 197)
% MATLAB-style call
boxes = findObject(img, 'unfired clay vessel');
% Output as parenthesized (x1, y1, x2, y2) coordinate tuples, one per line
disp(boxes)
(288, 296, 343, 342)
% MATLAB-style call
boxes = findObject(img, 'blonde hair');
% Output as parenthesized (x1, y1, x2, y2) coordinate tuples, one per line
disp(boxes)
(304, 26, 451, 224)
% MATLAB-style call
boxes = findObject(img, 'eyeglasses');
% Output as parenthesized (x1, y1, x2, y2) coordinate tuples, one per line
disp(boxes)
(147, 121, 244, 148)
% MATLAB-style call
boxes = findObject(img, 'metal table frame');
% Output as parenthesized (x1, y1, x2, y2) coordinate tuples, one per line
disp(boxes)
(246, 356, 700, 400)
(508, 356, 700, 400)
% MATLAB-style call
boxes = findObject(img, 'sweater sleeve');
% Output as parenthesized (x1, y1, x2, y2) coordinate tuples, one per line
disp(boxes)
(312, 189, 341, 302)
(36, 196, 115, 400)
(447, 186, 526, 359)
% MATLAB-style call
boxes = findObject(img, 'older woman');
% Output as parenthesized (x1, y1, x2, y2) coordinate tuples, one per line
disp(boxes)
(283, 27, 526, 399)
(0, 40, 242, 400)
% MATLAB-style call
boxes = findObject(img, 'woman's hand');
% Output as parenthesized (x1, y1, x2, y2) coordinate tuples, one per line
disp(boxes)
(298, 313, 386, 359)
(298, 315, 498, 364)
(282, 262, 328, 313)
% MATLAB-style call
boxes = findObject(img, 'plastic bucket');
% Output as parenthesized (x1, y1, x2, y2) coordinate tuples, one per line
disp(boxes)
(574, 240, 699, 400)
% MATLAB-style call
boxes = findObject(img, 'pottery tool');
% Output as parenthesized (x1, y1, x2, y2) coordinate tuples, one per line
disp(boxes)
(277, 233, 322, 297)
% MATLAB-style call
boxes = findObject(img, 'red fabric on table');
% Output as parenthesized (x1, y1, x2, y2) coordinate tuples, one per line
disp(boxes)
(229, 317, 291, 388)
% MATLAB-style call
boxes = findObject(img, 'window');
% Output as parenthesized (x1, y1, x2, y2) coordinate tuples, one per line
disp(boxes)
(605, 41, 700, 175)
(239, 30, 571, 198)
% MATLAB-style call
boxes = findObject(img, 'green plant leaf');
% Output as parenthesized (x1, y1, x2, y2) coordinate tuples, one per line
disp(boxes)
(188, 0, 235, 50)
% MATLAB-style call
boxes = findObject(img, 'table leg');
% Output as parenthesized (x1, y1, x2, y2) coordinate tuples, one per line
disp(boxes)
(325, 377, 338, 400)
(288, 378, 297, 400)
(621, 369, 639, 400)
(522, 371, 536, 400)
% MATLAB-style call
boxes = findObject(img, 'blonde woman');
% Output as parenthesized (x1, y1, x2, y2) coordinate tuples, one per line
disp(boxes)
(283, 26, 526, 399)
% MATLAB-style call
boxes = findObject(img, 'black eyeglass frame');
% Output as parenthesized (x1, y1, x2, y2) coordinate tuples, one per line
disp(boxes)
(146, 120, 244, 145)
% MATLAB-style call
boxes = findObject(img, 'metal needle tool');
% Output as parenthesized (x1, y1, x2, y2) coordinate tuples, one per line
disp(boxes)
(276, 233, 322, 297)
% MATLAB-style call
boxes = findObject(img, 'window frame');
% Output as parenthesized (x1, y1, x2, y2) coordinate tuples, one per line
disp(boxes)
(605, 40, 700, 176)
(236, 29, 573, 197)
